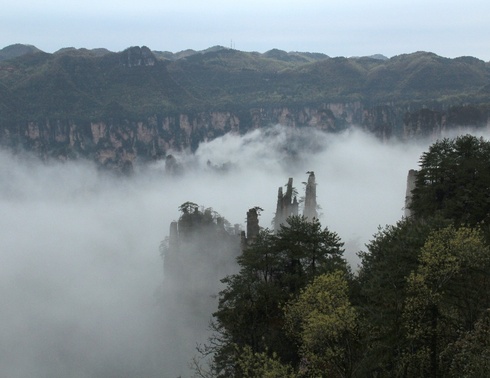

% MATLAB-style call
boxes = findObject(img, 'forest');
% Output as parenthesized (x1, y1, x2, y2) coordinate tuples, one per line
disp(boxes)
(183, 134, 490, 378)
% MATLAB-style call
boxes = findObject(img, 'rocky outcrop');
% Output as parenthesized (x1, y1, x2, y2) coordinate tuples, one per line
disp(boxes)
(303, 171, 318, 221)
(402, 105, 490, 139)
(241, 207, 262, 249)
(161, 206, 241, 377)
(2, 103, 489, 170)
(404, 169, 418, 218)
(274, 172, 319, 230)
(274, 178, 299, 231)
(120, 46, 156, 67)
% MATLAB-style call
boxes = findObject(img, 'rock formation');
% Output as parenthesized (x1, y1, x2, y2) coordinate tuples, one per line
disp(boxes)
(120, 46, 155, 67)
(241, 207, 261, 249)
(163, 172, 323, 302)
(160, 172, 323, 374)
(274, 172, 320, 230)
(303, 171, 318, 220)
(274, 178, 299, 231)
(161, 205, 241, 376)
(404, 169, 418, 217)
(2, 45, 490, 170)
(2, 104, 489, 172)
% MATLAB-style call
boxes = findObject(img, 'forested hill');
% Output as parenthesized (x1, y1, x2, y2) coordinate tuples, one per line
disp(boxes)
(1, 44, 490, 170)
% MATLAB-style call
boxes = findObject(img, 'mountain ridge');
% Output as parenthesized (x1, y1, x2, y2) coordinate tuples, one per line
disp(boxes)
(1, 44, 490, 171)
(2, 43, 487, 62)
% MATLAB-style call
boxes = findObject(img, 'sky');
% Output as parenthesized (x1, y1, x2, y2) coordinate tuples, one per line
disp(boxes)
(1, 0, 489, 60)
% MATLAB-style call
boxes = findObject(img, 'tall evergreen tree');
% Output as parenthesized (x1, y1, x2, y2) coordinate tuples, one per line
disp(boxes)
(356, 217, 449, 376)
(209, 216, 346, 377)
(409, 134, 490, 225)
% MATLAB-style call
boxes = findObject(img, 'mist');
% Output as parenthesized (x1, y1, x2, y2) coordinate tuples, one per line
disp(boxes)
(1, 125, 487, 377)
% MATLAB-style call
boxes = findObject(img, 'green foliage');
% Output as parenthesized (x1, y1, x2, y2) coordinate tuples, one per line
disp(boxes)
(211, 228, 296, 376)
(400, 226, 490, 377)
(0, 47, 189, 121)
(0, 44, 42, 61)
(274, 216, 347, 292)
(196, 135, 490, 377)
(409, 134, 490, 225)
(284, 271, 359, 378)
(1, 48, 489, 124)
(176, 202, 233, 238)
(446, 310, 490, 377)
(179, 201, 199, 214)
(355, 136, 490, 376)
(210, 216, 347, 377)
(356, 217, 449, 376)
(235, 345, 297, 378)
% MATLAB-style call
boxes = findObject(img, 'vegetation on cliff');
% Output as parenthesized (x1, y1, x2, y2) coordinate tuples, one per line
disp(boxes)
(206, 216, 348, 377)
(410, 135, 490, 225)
(1, 44, 489, 123)
(1, 44, 490, 169)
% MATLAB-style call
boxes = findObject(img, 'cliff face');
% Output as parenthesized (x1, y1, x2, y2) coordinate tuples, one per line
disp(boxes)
(1, 103, 489, 170)
(2, 46, 490, 169)
(2, 112, 241, 170)
(161, 205, 241, 377)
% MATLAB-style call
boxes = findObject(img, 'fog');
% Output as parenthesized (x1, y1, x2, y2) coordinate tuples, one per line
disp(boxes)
(0, 125, 487, 377)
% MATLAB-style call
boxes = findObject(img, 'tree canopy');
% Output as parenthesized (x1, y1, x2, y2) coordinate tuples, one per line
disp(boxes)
(208, 216, 347, 377)
(284, 270, 359, 378)
(409, 134, 490, 225)
(401, 226, 490, 377)
(190, 135, 490, 378)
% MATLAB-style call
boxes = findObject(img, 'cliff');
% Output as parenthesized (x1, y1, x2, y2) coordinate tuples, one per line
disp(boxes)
(1, 45, 490, 169)
(161, 204, 241, 376)
(3, 103, 489, 170)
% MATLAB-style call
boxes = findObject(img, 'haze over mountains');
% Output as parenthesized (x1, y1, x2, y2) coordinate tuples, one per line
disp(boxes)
(0, 122, 449, 377)
(1, 43, 489, 170)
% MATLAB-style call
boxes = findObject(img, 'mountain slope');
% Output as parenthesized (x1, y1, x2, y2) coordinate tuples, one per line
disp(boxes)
(0, 44, 490, 170)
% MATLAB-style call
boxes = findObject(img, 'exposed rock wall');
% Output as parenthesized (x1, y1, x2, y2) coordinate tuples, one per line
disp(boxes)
(2, 103, 489, 170)
(161, 209, 240, 377)
(241, 207, 262, 249)
(274, 172, 319, 230)
(404, 169, 418, 218)
(274, 178, 299, 231)
(303, 171, 318, 220)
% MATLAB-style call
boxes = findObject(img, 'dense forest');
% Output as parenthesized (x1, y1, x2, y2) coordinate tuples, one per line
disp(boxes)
(180, 134, 490, 378)
(1, 44, 489, 119)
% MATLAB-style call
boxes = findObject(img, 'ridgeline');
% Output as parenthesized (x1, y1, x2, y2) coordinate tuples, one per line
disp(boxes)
(1, 44, 489, 170)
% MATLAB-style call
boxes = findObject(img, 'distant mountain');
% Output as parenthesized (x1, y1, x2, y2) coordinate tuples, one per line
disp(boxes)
(0, 44, 489, 170)
(262, 48, 329, 63)
(54, 47, 112, 57)
(0, 44, 42, 61)
(368, 54, 389, 60)
(152, 46, 329, 63)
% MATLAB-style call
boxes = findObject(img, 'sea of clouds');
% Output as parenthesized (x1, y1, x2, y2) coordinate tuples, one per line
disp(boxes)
(1, 125, 487, 377)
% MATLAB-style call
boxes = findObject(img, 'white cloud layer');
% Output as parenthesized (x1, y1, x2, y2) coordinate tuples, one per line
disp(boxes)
(1, 125, 490, 376)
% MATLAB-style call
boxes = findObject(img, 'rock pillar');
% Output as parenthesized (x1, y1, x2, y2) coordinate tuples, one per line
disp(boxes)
(303, 171, 318, 220)
(404, 169, 418, 217)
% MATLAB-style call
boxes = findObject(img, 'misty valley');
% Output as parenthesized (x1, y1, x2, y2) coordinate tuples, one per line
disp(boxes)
(1, 44, 490, 377)
(2, 127, 490, 377)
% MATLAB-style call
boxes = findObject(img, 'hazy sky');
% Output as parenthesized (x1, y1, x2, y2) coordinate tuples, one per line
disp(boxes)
(1, 0, 489, 60)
